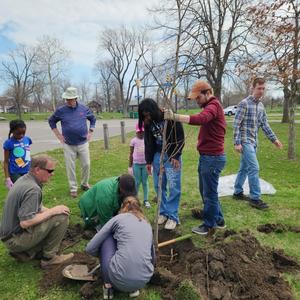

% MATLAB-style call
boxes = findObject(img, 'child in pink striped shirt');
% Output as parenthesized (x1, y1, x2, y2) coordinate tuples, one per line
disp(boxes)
(128, 123, 150, 208)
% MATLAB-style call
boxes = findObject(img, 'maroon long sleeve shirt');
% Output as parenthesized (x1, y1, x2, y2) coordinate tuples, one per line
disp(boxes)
(189, 97, 226, 155)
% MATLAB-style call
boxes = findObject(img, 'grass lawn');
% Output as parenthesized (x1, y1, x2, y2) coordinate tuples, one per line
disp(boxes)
(0, 112, 127, 121)
(0, 122, 299, 299)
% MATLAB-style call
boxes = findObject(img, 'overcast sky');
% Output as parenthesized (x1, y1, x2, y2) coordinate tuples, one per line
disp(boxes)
(0, 0, 159, 93)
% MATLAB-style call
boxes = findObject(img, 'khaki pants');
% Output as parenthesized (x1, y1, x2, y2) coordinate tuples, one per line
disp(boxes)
(63, 142, 90, 192)
(4, 215, 69, 259)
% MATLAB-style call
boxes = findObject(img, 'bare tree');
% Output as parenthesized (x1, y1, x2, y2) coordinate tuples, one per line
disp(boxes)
(32, 76, 47, 112)
(95, 60, 115, 112)
(185, 0, 252, 97)
(78, 79, 92, 104)
(246, 0, 299, 159)
(98, 27, 151, 115)
(35, 35, 70, 111)
(1, 44, 38, 118)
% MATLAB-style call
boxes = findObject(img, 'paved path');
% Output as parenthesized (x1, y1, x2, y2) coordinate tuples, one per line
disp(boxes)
(0, 119, 136, 161)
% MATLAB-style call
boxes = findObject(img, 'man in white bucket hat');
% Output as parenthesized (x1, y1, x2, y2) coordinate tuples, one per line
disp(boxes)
(48, 87, 96, 198)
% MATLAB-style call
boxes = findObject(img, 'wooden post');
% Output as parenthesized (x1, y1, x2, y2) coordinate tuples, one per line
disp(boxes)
(120, 121, 126, 143)
(103, 123, 109, 149)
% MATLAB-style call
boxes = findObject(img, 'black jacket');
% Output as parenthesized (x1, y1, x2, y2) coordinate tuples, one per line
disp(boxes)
(144, 120, 185, 164)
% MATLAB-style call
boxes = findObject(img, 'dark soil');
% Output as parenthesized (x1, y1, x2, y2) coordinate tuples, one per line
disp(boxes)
(257, 223, 300, 234)
(40, 225, 299, 300)
(151, 229, 299, 300)
(59, 223, 96, 251)
(39, 252, 98, 294)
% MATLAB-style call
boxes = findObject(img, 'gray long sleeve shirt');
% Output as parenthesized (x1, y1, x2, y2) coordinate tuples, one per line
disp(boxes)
(86, 213, 154, 292)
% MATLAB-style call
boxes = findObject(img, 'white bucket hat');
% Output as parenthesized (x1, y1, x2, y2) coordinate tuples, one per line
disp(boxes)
(62, 87, 78, 99)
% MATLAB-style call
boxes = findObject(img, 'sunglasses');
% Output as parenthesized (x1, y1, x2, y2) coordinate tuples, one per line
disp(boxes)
(41, 168, 55, 174)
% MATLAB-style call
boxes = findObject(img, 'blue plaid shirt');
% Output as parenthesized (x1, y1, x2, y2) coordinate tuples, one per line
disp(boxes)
(233, 96, 277, 145)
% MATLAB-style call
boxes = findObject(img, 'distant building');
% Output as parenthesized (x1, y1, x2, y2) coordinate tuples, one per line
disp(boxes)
(0, 96, 14, 113)
(87, 100, 102, 114)
(6, 105, 31, 114)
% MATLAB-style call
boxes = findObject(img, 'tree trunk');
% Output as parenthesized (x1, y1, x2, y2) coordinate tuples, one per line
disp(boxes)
(288, 95, 296, 159)
(281, 87, 290, 123)
(213, 77, 222, 99)
(16, 100, 22, 119)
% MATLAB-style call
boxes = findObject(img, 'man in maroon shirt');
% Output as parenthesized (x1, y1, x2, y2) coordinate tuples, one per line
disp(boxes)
(164, 80, 226, 235)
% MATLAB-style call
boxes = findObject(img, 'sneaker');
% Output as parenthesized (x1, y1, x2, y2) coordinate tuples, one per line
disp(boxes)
(233, 192, 249, 201)
(152, 196, 158, 203)
(216, 220, 226, 229)
(249, 199, 269, 210)
(144, 201, 151, 208)
(192, 224, 209, 235)
(40, 253, 74, 268)
(158, 215, 168, 225)
(164, 219, 177, 230)
(70, 191, 77, 198)
(191, 208, 204, 220)
(129, 290, 140, 298)
(81, 184, 90, 191)
(103, 286, 114, 299)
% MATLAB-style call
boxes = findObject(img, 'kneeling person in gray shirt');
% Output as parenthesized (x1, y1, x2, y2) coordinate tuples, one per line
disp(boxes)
(86, 196, 154, 299)
(0, 155, 73, 267)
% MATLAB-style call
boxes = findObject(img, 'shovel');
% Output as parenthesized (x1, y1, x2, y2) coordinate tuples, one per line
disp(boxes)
(62, 263, 100, 281)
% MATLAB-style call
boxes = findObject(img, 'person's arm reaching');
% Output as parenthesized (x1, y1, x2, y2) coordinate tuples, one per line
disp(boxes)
(86, 217, 116, 256)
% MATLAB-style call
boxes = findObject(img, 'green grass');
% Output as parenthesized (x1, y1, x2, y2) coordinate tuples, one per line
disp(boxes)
(0, 123, 299, 299)
(0, 112, 128, 121)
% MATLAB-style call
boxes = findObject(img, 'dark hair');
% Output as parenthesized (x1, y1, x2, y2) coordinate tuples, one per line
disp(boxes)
(118, 174, 137, 201)
(252, 78, 265, 88)
(138, 98, 163, 129)
(8, 119, 26, 138)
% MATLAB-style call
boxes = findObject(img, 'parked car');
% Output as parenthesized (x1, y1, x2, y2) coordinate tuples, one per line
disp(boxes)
(224, 105, 237, 116)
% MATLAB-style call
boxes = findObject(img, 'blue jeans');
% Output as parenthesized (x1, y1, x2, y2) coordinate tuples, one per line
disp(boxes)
(133, 163, 149, 202)
(234, 143, 261, 200)
(100, 235, 117, 284)
(198, 154, 226, 228)
(152, 152, 182, 223)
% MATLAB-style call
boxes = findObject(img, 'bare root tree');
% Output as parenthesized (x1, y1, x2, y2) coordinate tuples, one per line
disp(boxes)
(1, 44, 38, 118)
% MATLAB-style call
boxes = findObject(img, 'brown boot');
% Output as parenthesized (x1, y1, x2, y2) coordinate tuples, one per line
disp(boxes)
(41, 253, 74, 268)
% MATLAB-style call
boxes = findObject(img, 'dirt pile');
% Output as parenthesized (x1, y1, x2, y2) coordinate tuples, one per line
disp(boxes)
(151, 229, 299, 300)
(39, 226, 299, 300)
(59, 223, 96, 251)
(39, 252, 98, 294)
(257, 223, 300, 234)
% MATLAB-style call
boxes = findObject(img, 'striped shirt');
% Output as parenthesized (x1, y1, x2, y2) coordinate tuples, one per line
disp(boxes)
(233, 96, 277, 145)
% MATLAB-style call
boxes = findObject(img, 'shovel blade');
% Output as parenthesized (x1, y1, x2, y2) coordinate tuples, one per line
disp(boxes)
(62, 264, 97, 281)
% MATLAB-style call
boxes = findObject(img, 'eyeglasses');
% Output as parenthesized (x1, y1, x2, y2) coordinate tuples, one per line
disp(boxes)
(41, 168, 55, 174)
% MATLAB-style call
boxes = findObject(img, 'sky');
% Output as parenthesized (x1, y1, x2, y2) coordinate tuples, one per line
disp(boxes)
(0, 0, 159, 93)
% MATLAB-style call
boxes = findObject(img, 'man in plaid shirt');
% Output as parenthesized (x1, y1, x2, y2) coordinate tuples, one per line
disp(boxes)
(233, 78, 283, 209)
